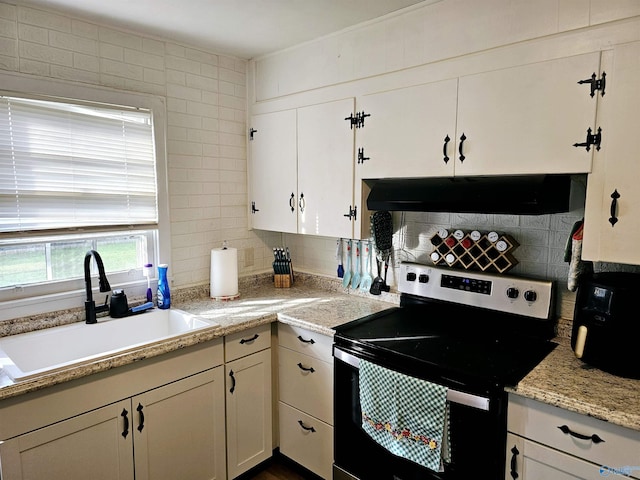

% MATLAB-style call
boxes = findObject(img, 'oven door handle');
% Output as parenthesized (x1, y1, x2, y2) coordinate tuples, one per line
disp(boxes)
(334, 347, 491, 412)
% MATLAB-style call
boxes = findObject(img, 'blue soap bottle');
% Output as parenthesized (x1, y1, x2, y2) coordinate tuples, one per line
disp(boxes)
(157, 264, 171, 309)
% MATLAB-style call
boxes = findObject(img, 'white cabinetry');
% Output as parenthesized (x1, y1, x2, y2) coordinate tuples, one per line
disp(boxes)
(249, 99, 356, 238)
(278, 324, 334, 479)
(224, 324, 272, 480)
(356, 53, 601, 182)
(248, 109, 297, 233)
(507, 395, 640, 480)
(583, 41, 640, 265)
(0, 341, 227, 480)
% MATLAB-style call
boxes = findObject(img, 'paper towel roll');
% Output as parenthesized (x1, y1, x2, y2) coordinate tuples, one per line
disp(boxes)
(210, 247, 239, 300)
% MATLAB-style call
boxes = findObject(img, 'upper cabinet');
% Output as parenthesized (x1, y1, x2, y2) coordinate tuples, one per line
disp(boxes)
(355, 52, 602, 181)
(249, 99, 356, 238)
(248, 109, 297, 233)
(583, 41, 640, 265)
(355, 79, 458, 178)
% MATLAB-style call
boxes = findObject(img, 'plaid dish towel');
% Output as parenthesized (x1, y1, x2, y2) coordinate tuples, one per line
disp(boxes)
(359, 359, 451, 472)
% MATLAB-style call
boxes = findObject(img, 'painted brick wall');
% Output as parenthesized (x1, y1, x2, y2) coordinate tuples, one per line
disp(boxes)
(0, 1, 281, 289)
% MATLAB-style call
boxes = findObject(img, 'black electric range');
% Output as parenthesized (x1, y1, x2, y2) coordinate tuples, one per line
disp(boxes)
(333, 262, 557, 480)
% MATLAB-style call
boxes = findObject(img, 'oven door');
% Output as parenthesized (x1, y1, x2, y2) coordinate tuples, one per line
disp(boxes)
(333, 346, 507, 480)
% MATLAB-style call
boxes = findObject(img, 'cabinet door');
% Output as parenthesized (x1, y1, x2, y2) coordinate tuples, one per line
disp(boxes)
(456, 52, 601, 175)
(583, 42, 640, 264)
(356, 79, 458, 179)
(297, 98, 355, 238)
(506, 433, 624, 480)
(225, 349, 272, 479)
(0, 400, 133, 480)
(132, 368, 226, 480)
(249, 110, 297, 233)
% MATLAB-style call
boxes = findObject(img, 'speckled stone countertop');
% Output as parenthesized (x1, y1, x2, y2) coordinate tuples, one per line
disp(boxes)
(507, 337, 640, 431)
(0, 273, 396, 401)
(1, 272, 639, 433)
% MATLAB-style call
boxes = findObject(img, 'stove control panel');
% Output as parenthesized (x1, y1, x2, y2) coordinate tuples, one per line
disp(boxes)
(400, 262, 553, 319)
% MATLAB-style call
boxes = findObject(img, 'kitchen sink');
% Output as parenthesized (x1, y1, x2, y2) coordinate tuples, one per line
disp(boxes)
(0, 309, 220, 382)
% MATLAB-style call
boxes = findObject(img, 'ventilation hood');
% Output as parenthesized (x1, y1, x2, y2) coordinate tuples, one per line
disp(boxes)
(366, 174, 573, 214)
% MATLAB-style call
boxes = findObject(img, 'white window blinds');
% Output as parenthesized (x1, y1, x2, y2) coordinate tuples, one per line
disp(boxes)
(0, 95, 158, 233)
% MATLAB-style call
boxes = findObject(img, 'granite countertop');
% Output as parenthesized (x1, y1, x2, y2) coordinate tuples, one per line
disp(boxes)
(507, 337, 640, 431)
(0, 273, 638, 433)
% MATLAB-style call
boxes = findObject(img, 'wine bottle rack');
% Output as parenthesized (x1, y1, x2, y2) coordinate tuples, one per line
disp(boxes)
(430, 230, 519, 273)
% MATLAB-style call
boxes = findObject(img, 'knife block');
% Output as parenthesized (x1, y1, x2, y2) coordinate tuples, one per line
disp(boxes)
(274, 274, 292, 288)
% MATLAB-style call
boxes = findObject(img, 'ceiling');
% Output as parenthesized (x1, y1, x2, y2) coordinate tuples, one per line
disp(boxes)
(15, 0, 436, 59)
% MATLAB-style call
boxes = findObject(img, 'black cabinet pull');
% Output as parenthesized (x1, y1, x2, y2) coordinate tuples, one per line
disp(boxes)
(229, 370, 236, 394)
(240, 334, 259, 344)
(297, 335, 315, 344)
(137, 403, 145, 433)
(249, 128, 257, 140)
(289, 193, 295, 212)
(298, 420, 316, 433)
(443, 135, 450, 163)
(609, 189, 620, 227)
(458, 133, 466, 162)
(297, 362, 315, 373)
(557, 425, 605, 444)
(121, 408, 129, 439)
(510, 445, 519, 479)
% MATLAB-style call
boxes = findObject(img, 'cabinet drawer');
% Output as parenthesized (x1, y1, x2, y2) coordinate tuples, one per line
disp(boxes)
(278, 324, 333, 363)
(224, 324, 271, 362)
(508, 395, 640, 475)
(279, 347, 333, 424)
(279, 402, 333, 480)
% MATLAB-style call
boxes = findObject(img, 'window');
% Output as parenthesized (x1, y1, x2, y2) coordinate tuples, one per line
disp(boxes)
(0, 74, 169, 318)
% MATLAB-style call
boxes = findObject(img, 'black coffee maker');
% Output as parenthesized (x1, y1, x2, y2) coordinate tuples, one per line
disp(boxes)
(571, 272, 640, 379)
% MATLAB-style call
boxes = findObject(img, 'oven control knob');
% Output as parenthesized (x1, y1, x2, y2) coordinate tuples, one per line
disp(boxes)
(418, 274, 429, 283)
(506, 287, 519, 299)
(524, 290, 537, 302)
(406, 272, 417, 282)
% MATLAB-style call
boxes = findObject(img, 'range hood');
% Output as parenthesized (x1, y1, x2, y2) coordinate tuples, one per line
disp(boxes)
(366, 174, 573, 214)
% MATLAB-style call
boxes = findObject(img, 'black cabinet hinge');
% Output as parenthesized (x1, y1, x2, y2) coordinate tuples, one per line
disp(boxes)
(578, 72, 606, 98)
(357, 147, 370, 164)
(249, 128, 257, 140)
(251, 201, 259, 214)
(343, 205, 357, 221)
(573, 127, 602, 152)
(344, 111, 371, 129)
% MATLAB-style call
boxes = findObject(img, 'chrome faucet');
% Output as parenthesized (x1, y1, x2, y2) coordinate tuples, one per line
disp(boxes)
(84, 250, 111, 324)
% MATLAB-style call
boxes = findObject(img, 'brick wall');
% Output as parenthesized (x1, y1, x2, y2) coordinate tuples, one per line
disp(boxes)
(0, 1, 281, 289)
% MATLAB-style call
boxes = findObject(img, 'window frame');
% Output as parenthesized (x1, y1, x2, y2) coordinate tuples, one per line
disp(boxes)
(0, 71, 171, 321)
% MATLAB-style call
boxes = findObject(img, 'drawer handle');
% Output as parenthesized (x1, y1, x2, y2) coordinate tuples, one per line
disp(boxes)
(297, 362, 315, 373)
(297, 335, 315, 344)
(240, 333, 259, 344)
(298, 420, 316, 433)
(136, 403, 145, 433)
(510, 445, 519, 479)
(229, 370, 236, 394)
(121, 408, 129, 439)
(557, 425, 605, 444)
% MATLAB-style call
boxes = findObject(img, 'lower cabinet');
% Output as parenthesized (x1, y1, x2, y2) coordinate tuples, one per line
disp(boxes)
(224, 325, 273, 480)
(278, 324, 334, 479)
(507, 394, 640, 480)
(0, 368, 226, 480)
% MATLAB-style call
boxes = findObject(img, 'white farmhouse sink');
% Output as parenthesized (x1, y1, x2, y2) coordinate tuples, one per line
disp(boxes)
(0, 309, 219, 382)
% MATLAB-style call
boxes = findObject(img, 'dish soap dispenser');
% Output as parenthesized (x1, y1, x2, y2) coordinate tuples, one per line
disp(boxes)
(157, 264, 171, 309)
